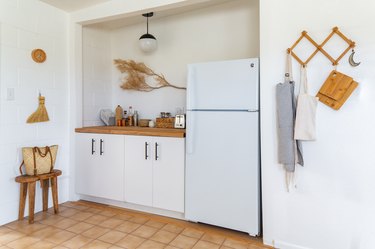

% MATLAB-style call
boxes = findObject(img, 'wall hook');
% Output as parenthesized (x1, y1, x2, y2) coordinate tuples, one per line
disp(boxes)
(349, 49, 361, 67)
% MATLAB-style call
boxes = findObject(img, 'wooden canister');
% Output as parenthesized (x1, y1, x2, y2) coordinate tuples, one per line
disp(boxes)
(115, 105, 123, 125)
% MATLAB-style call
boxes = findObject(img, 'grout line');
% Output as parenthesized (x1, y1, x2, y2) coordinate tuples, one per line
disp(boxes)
(1, 201, 271, 249)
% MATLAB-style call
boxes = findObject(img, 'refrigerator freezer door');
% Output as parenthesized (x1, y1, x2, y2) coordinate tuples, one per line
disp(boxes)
(185, 110, 260, 235)
(187, 58, 259, 111)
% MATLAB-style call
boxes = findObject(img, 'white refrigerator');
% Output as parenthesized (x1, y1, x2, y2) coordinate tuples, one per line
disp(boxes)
(185, 58, 260, 236)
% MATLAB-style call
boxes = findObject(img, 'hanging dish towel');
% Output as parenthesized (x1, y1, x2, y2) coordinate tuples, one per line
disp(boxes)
(294, 66, 319, 140)
(276, 53, 304, 173)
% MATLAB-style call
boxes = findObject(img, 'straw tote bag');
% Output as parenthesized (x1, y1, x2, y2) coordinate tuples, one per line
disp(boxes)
(294, 67, 319, 140)
(20, 145, 58, 175)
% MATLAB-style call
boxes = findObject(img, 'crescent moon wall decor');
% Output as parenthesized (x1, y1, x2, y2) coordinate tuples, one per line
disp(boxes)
(349, 49, 361, 67)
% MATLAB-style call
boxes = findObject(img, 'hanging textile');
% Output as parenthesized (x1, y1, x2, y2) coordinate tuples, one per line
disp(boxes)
(294, 66, 319, 140)
(276, 53, 304, 190)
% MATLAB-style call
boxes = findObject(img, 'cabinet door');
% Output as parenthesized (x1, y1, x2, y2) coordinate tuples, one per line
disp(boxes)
(76, 133, 100, 197)
(153, 137, 185, 213)
(124, 135, 153, 206)
(95, 134, 124, 201)
(76, 133, 124, 201)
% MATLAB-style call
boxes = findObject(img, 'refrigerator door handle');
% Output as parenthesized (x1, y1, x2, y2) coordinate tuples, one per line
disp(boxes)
(187, 66, 195, 109)
(186, 111, 194, 154)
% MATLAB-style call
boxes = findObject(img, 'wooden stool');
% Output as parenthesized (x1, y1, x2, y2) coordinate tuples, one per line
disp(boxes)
(15, 169, 62, 224)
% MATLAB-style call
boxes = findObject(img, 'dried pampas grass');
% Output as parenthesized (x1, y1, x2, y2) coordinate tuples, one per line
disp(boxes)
(114, 59, 186, 92)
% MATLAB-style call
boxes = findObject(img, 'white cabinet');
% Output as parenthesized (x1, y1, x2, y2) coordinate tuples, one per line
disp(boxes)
(123, 136, 153, 206)
(124, 135, 185, 213)
(76, 133, 124, 201)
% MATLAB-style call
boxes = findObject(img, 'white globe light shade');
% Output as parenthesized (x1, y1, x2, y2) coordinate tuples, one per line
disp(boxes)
(139, 34, 157, 53)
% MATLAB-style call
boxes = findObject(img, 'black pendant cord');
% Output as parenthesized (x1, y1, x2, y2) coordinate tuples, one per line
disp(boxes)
(142, 12, 153, 35)
(140, 12, 156, 40)
(146, 16, 149, 34)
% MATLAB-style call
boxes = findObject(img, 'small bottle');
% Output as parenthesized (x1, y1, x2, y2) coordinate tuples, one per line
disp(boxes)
(148, 120, 155, 128)
(128, 106, 134, 126)
(115, 105, 123, 126)
(133, 111, 138, 127)
(123, 111, 128, 126)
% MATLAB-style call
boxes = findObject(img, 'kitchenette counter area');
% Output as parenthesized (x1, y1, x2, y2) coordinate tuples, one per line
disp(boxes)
(75, 126, 185, 138)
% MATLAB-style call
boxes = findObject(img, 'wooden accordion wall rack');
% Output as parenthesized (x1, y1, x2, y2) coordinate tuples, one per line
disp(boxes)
(287, 26, 359, 110)
(287, 26, 356, 67)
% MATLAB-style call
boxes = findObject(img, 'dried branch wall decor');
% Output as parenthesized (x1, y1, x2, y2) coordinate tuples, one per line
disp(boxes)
(114, 59, 186, 92)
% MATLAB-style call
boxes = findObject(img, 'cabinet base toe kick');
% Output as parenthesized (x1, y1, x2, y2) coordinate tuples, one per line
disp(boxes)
(78, 195, 185, 220)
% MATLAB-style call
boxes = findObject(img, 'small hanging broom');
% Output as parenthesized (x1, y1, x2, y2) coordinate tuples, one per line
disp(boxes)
(26, 94, 49, 123)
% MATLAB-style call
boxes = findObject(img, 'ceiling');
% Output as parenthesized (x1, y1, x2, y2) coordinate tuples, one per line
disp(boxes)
(39, 0, 111, 12)
(39, 0, 233, 29)
(87, 0, 232, 30)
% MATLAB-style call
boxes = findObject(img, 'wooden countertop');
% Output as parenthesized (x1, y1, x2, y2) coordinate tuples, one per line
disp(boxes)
(75, 126, 185, 138)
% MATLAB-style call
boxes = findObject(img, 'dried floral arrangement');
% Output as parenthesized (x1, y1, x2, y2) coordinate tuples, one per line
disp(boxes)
(114, 59, 186, 92)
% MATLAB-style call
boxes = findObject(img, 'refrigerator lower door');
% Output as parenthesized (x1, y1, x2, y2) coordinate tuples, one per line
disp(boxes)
(185, 110, 260, 236)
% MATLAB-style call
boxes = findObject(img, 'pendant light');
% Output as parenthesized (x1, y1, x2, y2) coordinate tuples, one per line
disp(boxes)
(139, 12, 157, 53)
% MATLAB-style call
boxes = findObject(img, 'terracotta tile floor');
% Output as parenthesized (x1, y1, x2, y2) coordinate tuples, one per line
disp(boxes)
(0, 201, 273, 249)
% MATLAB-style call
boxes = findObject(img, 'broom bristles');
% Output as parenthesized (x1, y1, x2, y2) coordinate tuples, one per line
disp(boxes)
(26, 96, 50, 123)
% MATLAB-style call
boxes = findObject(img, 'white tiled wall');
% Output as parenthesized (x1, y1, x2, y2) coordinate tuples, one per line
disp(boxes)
(82, 27, 112, 126)
(0, 0, 69, 225)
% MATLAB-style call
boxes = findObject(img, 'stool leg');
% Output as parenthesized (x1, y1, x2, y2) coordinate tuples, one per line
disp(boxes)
(42, 179, 49, 212)
(51, 177, 59, 214)
(18, 183, 28, 220)
(28, 181, 36, 224)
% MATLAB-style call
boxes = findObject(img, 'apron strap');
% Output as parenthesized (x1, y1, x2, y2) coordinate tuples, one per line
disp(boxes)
(285, 51, 293, 82)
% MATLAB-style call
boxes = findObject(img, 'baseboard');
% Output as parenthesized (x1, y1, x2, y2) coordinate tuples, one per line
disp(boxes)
(263, 238, 312, 249)
(78, 195, 185, 220)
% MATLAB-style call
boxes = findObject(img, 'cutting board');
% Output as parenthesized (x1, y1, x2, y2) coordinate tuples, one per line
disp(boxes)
(316, 70, 358, 110)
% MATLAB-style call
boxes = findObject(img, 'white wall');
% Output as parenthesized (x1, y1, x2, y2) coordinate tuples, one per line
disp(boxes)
(0, 0, 69, 225)
(109, 0, 259, 120)
(82, 27, 112, 126)
(260, 0, 375, 249)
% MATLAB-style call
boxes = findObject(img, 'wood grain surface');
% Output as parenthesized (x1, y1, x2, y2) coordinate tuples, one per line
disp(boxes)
(75, 126, 186, 138)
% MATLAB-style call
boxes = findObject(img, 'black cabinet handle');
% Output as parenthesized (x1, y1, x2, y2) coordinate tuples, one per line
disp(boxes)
(100, 139, 104, 155)
(155, 142, 159, 161)
(91, 139, 95, 155)
(145, 142, 149, 160)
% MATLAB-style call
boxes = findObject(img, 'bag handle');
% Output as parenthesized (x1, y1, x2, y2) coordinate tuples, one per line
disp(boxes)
(299, 66, 309, 94)
(32, 146, 54, 175)
(19, 161, 25, 175)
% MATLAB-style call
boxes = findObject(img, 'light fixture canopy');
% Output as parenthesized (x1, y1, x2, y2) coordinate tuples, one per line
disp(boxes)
(139, 12, 157, 53)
